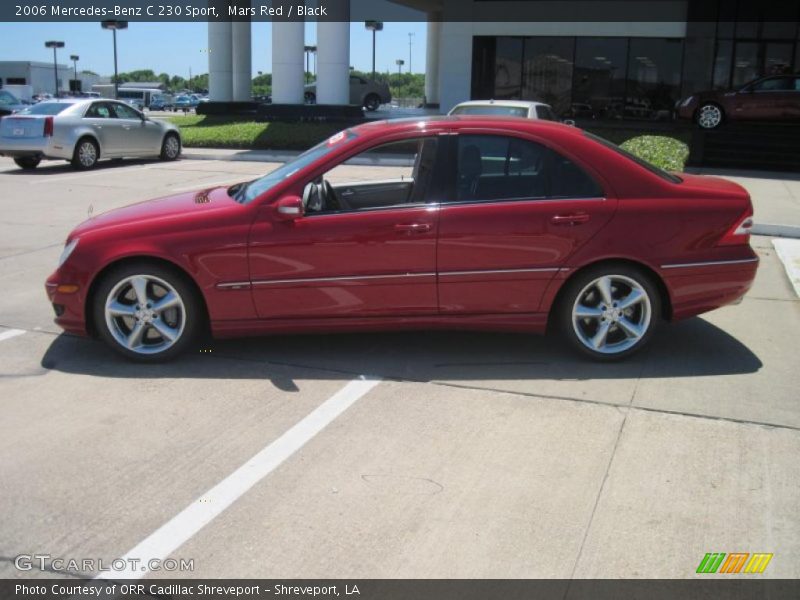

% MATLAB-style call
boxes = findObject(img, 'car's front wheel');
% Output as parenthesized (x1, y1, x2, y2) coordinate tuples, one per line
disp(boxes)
(14, 156, 41, 170)
(364, 94, 381, 112)
(304, 92, 316, 104)
(559, 265, 660, 360)
(696, 102, 724, 129)
(93, 263, 201, 362)
(160, 132, 181, 160)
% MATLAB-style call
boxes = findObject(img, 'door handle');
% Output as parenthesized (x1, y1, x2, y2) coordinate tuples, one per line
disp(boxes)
(550, 213, 590, 226)
(340, 189, 355, 197)
(395, 223, 431, 234)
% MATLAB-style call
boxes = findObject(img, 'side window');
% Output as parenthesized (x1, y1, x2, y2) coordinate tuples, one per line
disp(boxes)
(535, 105, 557, 121)
(112, 103, 141, 119)
(753, 77, 790, 91)
(455, 135, 603, 202)
(85, 102, 111, 118)
(304, 137, 440, 214)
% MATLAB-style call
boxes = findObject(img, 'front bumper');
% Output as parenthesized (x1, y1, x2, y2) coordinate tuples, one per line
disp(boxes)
(46, 271, 89, 336)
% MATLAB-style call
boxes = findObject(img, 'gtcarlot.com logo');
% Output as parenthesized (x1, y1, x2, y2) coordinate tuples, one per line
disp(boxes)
(14, 554, 194, 573)
(696, 552, 773, 574)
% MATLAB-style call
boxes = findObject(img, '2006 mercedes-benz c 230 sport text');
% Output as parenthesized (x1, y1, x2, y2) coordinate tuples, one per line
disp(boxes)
(46, 117, 758, 362)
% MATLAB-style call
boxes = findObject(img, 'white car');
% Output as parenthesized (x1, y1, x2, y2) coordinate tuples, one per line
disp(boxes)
(449, 99, 563, 121)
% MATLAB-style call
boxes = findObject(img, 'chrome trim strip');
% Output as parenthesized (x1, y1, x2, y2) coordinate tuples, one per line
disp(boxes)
(661, 258, 759, 269)
(251, 272, 436, 286)
(216, 281, 251, 290)
(438, 267, 560, 277)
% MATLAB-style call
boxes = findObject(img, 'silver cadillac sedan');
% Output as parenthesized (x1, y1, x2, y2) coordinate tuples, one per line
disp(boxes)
(0, 98, 181, 170)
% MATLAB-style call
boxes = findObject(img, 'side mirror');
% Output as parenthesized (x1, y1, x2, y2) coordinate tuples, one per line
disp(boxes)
(274, 195, 304, 221)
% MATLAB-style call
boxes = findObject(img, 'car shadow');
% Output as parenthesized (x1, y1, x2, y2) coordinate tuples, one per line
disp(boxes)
(40, 317, 761, 386)
(0, 157, 172, 176)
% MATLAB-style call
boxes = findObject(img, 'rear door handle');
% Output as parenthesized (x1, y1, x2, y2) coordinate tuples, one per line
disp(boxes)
(551, 213, 590, 226)
(395, 223, 431, 234)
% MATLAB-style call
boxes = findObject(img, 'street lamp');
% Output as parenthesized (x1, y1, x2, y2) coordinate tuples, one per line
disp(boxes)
(395, 59, 405, 75)
(44, 41, 64, 97)
(364, 21, 383, 77)
(70, 54, 79, 93)
(101, 20, 128, 99)
(303, 45, 317, 83)
(408, 32, 414, 74)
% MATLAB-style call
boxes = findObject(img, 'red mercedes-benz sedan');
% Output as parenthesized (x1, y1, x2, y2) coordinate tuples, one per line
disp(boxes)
(46, 117, 758, 362)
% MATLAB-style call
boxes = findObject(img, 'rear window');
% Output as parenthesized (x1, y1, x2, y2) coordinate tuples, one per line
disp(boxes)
(17, 103, 72, 116)
(451, 105, 529, 118)
(584, 132, 682, 184)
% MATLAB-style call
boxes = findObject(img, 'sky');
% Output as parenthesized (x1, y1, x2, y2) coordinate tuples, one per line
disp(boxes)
(0, 20, 428, 79)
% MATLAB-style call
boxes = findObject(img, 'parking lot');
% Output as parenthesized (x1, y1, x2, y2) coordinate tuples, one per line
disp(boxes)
(0, 155, 798, 580)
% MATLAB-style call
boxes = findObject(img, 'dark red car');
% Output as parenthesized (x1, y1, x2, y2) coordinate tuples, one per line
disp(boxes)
(46, 117, 758, 361)
(677, 74, 800, 129)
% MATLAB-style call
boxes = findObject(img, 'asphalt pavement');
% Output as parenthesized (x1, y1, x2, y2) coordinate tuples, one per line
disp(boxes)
(0, 155, 798, 580)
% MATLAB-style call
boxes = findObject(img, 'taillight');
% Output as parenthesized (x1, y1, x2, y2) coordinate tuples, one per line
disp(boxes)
(718, 208, 753, 246)
(43, 116, 54, 137)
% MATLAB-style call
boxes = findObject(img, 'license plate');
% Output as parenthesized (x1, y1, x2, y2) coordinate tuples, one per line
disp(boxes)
(12, 128, 24, 136)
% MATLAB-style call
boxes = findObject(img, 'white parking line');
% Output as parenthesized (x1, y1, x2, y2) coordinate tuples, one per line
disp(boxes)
(96, 375, 381, 580)
(0, 329, 25, 343)
(29, 163, 162, 185)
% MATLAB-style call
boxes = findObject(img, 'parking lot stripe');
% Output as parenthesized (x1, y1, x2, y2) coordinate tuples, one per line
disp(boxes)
(95, 375, 381, 580)
(0, 329, 25, 343)
(28, 164, 162, 185)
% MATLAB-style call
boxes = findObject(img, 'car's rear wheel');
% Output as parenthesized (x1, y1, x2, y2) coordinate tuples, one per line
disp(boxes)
(93, 263, 200, 362)
(160, 132, 181, 161)
(364, 94, 381, 112)
(72, 137, 99, 169)
(14, 156, 41, 170)
(305, 92, 316, 104)
(559, 265, 660, 360)
(696, 102, 724, 129)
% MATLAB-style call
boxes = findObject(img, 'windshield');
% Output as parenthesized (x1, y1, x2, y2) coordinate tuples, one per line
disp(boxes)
(451, 105, 528, 117)
(584, 131, 682, 184)
(236, 130, 359, 204)
(17, 102, 73, 116)
(0, 91, 20, 106)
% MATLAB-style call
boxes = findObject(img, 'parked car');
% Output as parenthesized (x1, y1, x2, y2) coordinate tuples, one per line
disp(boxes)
(173, 94, 199, 112)
(149, 94, 174, 111)
(0, 99, 181, 170)
(677, 74, 800, 129)
(122, 98, 145, 111)
(304, 75, 391, 111)
(449, 99, 562, 121)
(0, 90, 29, 117)
(45, 117, 757, 362)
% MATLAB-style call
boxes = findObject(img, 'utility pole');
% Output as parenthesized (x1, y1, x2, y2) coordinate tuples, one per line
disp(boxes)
(70, 54, 79, 92)
(44, 41, 64, 96)
(101, 20, 128, 99)
(365, 21, 383, 78)
(408, 32, 414, 74)
(395, 59, 404, 75)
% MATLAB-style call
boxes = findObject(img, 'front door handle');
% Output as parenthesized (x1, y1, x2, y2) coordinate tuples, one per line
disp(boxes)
(551, 213, 590, 226)
(395, 223, 431, 234)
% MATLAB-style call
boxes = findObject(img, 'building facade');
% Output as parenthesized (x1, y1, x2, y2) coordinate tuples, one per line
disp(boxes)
(0, 61, 103, 95)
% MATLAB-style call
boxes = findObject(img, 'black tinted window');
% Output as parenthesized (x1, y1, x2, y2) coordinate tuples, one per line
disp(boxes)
(85, 102, 112, 118)
(535, 105, 557, 121)
(753, 77, 792, 91)
(455, 135, 603, 202)
(18, 102, 71, 116)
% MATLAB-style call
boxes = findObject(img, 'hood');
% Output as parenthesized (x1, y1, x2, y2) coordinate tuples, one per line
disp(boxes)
(69, 186, 239, 239)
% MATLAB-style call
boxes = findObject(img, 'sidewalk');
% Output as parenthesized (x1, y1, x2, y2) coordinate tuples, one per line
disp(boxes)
(182, 148, 800, 238)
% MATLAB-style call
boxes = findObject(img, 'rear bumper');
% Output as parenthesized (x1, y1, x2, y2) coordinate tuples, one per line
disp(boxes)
(661, 254, 759, 320)
(0, 137, 72, 160)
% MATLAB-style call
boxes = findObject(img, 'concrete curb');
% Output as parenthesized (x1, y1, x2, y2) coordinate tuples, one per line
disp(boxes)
(752, 224, 800, 239)
(772, 238, 800, 298)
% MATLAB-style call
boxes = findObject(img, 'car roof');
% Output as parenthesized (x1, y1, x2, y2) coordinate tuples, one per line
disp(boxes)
(451, 99, 550, 109)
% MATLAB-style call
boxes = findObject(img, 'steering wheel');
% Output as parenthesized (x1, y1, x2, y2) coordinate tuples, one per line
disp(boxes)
(322, 179, 344, 211)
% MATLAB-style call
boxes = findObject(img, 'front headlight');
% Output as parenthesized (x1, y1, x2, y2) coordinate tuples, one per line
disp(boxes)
(680, 96, 695, 108)
(58, 238, 78, 267)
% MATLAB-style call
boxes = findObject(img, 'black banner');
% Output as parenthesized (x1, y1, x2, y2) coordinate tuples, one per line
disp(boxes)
(2, 579, 800, 600)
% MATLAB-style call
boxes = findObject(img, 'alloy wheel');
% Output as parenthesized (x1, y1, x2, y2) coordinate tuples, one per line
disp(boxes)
(164, 135, 180, 159)
(697, 104, 722, 129)
(104, 274, 186, 355)
(78, 141, 97, 167)
(571, 274, 652, 355)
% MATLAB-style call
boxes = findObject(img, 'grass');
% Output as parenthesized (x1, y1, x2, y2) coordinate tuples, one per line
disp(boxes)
(167, 115, 343, 151)
(168, 115, 691, 171)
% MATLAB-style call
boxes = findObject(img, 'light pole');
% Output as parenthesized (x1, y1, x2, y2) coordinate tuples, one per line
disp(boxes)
(101, 20, 128, 99)
(364, 21, 383, 78)
(408, 32, 414, 74)
(395, 59, 404, 75)
(44, 41, 64, 97)
(70, 54, 79, 93)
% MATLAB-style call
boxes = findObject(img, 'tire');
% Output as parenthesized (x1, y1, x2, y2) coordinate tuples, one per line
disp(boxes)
(364, 94, 381, 112)
(160, 132, 181, 161)
(93, 262, 201, 362)
(558, 264, 661, 361)
(14, 156, 41, 170)
(305, 92, 316, 105)
(71, 137, 99, 170)
(695, 102, 724, 129)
